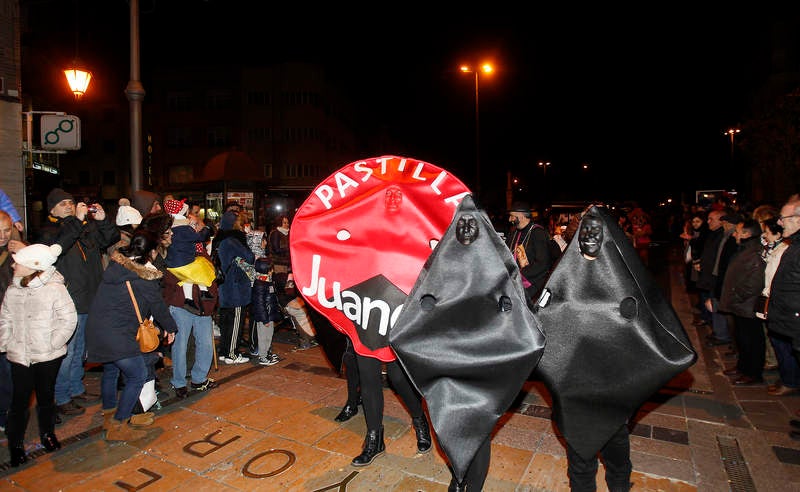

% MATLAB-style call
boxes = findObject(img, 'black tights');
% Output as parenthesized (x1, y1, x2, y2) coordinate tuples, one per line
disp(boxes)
(7, 357, 62, 443)
(355, 353, 423, 431)
(342, 338, 361, 406)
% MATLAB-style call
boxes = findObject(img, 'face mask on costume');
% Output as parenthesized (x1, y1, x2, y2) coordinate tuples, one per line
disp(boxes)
(579, 215, 603, 258)
(456, 214, 479, 245)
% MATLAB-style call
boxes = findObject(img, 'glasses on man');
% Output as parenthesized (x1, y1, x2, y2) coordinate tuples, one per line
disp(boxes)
(779, 215, 799, 221)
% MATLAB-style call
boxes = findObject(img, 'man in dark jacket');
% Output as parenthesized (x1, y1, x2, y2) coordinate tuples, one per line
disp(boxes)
(769, 195, 800, 440)
(718, 219, 767, 385)
(696, 209, 738, 347)
(505, 201, 552, 305)
(33, 188, 119, 417)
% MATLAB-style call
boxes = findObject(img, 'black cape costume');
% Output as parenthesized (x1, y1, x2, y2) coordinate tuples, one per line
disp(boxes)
(390, 194, 546, 481)
(532, 205, 697, 460)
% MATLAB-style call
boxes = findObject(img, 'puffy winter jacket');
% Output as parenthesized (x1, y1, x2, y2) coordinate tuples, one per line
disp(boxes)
(0, 268, 77, 366)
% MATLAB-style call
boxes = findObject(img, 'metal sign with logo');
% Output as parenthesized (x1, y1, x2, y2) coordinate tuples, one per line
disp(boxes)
(40, 114, 81, 150)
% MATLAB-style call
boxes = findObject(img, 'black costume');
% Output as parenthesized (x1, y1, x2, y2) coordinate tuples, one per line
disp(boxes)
(391, 195, 546, 489)
(533, 205, 696, 490)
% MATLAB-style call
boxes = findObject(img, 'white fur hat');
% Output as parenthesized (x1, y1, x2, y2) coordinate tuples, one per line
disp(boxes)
(116, 205, 143, 226)
(13, 244, 62, 271)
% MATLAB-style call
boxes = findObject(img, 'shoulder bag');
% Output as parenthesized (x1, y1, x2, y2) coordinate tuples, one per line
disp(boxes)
(126, 281, 161, 352)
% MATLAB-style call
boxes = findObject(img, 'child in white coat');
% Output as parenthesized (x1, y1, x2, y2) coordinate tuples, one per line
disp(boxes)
(0, 243, 77, 466)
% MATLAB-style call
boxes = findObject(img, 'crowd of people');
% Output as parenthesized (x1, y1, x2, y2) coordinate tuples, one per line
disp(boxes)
(0, 187, 318, 466)
(679, 193, 800, 441)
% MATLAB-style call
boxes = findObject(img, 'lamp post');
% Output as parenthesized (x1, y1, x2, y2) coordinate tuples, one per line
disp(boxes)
(724, 127, 740, 161)
(460, 62, 493, 198)
(126, 0, 145, 194)
(538, 161, 551, 176)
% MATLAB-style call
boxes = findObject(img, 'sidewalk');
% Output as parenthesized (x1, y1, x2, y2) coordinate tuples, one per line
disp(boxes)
(2, 243, 800, 491)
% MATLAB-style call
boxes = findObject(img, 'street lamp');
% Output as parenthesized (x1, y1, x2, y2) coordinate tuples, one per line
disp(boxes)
(460, 62, 493, 198)
(63, 65, 92, 100)
(538, 161, 551, 176)
(724, 127, 740, 161)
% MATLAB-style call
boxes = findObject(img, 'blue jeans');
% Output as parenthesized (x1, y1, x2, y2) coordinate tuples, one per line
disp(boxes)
(711, 306, 731, 342)
(101, 355, 146, 422)
(0, 352, 11, 428)
(54, 313, 87, 405)
(169, 306, 213, 388)
(769, 331, 800, 388)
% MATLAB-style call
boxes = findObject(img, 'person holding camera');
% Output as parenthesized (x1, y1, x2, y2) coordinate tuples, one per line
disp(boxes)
(33, 188, 120, 419)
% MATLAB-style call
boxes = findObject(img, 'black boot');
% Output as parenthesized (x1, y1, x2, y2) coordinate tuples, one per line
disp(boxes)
(412, 415, 432, 453)
(334, 402, 359, 422)
(9, 442, 27, 467)
(351, 426, 385, 466)
(41, 432, 61, 452)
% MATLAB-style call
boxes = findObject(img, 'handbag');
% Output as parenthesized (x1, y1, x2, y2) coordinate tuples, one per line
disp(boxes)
(754, 294, 769, 320)
(126, 281, 161, 352)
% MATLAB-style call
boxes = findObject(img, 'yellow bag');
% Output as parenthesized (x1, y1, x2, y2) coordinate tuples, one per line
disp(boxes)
(126, 281, 161, 352)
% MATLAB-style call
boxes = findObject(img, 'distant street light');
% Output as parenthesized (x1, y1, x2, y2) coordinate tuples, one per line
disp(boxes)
(460, 62, 493, 198)
(724, 128, 740, 161)
(538, 161, 551, 176)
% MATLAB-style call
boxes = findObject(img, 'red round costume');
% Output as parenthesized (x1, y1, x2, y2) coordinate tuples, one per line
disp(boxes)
(290, 155, 470, 361)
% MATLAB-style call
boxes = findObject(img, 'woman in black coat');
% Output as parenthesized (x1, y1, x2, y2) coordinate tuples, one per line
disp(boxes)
(86, 229, 178, 442)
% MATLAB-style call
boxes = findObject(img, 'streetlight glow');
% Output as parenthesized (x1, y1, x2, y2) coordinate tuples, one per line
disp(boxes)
(538, 161, 551, 176)
(63, 67, 92, 99)
(724, 127, 741, 161)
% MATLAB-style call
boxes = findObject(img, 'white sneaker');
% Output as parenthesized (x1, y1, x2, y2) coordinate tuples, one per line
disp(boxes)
(223, 354, 250, 365)
(258, 355, 279, 366)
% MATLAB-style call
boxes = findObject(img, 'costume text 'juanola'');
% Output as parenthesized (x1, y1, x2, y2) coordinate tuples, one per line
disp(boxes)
(533, 205, 697, 460)
(290, 155, 470, 362)
(390, 194, 546, 482)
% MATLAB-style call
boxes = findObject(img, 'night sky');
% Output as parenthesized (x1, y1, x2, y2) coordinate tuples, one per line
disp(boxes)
(23, 1, 793, 206)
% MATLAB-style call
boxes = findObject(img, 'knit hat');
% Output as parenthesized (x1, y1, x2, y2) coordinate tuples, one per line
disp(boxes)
(131, 190, 161, 217)
(116, 205, 143, 227)
(118, 197, 130, 206)
(219, 211, 237, 231)
(13, 243, 62, 271)
(163, 198, 188, 217)
(47, 188, 74, 212)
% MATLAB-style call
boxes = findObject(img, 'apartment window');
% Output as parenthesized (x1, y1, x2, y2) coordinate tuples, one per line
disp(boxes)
(167, 92, 192, 111)
(206, 90, 233, 110)
(207, 126, 232, 147)
(167, 127, 193, 148)
(247, 91, 271, 105)
(247, 127, 272, 143)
